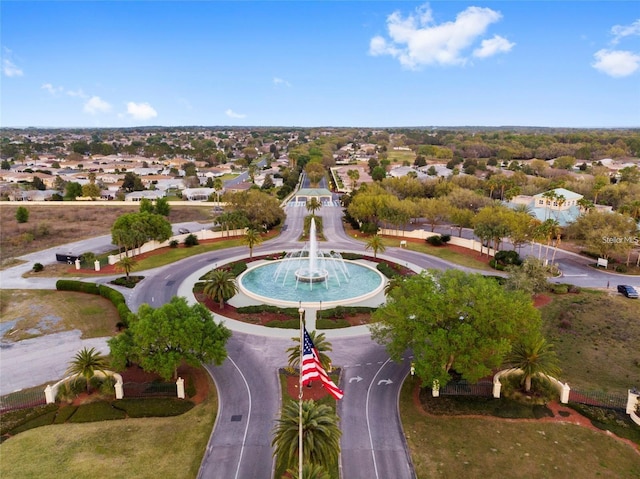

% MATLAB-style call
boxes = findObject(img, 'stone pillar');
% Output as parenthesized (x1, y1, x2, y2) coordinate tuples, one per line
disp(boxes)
(177, 377, 185, 399)
(115, 380, 124, 400)
(493, 378, 502, 399)
(560, 383, 570, 404)
(626, 389, 639, 414)
(44, 385, 55, 404)
(94, 260, 101, 271)
(75, 259, 81, 270)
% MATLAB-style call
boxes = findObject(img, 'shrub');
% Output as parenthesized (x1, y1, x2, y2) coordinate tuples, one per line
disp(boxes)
(15, 206, 29, 223)
(615, 264, 628, 273)
(494, 250, 522, 266)
(426, 235, 443, 246)
(360, 222, 379, 235)
(10, 410, 58, 434)
(440, 234, 451, 244)
(184, 234, 199, 247)
(169, 239, 179, 248)
(32, 262, 44, 272)
(376, 262, 399, 278)
(265, 319, 300, 329)
(550, 284, 569, 294)
(230, 261, 247, 276)
(339, 252, 363, 260)
(316, 319, 350, 329)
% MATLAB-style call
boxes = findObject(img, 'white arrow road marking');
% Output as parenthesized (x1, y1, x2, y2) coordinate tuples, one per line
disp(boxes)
(377, 379, 393, 386)
(349, 376, 363, 383)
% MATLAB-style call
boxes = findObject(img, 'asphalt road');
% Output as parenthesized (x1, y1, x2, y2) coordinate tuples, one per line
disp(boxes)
(2, 201, 638, 479)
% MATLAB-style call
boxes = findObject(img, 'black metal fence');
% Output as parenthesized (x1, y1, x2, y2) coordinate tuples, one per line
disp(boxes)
(0, 389, 46, 413)
(123, 381, 177, 398)
(439, 380, 493, 397)
(569, 388, 627, 411)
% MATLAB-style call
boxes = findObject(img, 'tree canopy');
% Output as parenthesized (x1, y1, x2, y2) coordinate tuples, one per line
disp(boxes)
(108, 296, 231, 380)
(370, 270, 541, 386)
(111, 211, 172, 253)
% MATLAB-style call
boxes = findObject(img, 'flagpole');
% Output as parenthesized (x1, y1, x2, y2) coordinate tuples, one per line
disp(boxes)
(298, 304, 304, 479)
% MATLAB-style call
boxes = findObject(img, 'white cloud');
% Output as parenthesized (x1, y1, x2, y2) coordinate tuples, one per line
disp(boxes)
(66, 89, 88, 99)
(273, 77, 292, 87)
(473, 35, 515, 58)
(2, 47, 24, 77)
(41, 83, 63, 95)
(126, 102, 158, 120)
(83, 96, 112, 114)
(611, 19, 640, 45)
(225, 109, 246, 119)
(369, 3, 510, 69)
(592, 49, 640, 77)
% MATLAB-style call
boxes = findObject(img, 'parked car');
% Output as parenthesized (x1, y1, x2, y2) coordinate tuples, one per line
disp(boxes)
(617, 284, 639, 298)
(178, 228, 190, 234)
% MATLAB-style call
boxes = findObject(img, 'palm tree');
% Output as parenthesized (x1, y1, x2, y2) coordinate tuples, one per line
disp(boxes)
(364, 235, 386, 259)
(243, 228, 263, 259)
(272, 399, 341, 473)
(306, 197, 321, 217)
(287, 330, 332, 371)
(203, 269, 238, 309)
(116, 255, 137, 279)
(507, 333, 561, 392)
(577, 197, 594, 213)
(384, 275, 405, 296)
(66, 347, 110, 393)
(213, 177, 223, 203)
(285, 463, 331, 479)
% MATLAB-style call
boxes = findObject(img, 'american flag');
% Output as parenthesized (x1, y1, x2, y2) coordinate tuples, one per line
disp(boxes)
(301, 327, 344, 400)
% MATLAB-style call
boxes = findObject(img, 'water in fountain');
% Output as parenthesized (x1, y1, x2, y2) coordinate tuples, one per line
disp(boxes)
(273, 217, 350, 290)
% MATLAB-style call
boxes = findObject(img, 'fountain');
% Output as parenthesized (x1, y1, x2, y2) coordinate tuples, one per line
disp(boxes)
(274, 218, 349, 289)
(237, 217, 386, 307)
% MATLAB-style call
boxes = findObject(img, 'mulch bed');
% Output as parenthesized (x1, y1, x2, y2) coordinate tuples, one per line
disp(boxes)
(284, 371, 334, 401)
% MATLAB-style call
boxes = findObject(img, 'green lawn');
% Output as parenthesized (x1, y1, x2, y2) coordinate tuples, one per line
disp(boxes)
(0, 382, 217, 479)
(399, 382, 640, 479)
(540, 289, 640, 391)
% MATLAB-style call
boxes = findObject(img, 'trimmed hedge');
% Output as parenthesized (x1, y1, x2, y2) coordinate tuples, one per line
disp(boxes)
(236, 305, 299, 317)
(377, 262, 400, 278)
(317, 306, 376, 319)
(316, 319, 350, 329)
(0, 404, 58, 436)
(67, 402, 126, 423)
(113, 398, 194, 418)
(55, 280, 132, 326)
(265, 319, 300, 329)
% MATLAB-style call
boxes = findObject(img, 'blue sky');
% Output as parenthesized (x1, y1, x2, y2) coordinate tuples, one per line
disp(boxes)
(1, 1, 639, 128)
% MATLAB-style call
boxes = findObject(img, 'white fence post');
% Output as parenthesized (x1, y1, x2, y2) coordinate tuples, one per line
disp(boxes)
(75, 259, 81, 270)
(176, 377, 185, 399)
(94, 259, 101, 271)
(432, 379, 440, 398)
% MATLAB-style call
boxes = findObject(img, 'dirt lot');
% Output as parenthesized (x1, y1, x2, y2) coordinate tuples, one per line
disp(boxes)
(0, 204, 213, 264)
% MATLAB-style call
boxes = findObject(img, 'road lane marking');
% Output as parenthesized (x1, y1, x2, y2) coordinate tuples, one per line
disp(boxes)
(366, 357, 393, 479)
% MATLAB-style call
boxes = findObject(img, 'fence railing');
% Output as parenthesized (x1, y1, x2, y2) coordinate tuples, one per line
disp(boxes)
(122, 382, 177, 398)
(0, 389, 46, 413)
(439, 380, 493, 397)
(569, 388, 628, 411)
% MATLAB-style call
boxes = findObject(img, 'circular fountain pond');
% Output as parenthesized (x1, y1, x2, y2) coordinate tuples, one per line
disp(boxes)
(237, 259, 385, 307)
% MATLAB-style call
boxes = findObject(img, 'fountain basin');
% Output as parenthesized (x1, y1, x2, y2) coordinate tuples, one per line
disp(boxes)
(237, 259, 386, 308)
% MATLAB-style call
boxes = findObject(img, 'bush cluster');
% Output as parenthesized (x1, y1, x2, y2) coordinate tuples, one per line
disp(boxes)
(377, 262, 401, 278)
